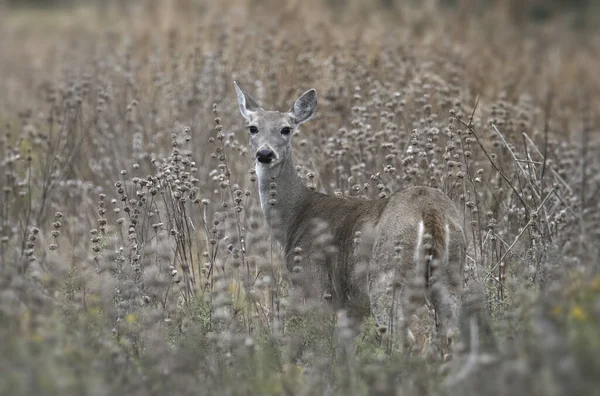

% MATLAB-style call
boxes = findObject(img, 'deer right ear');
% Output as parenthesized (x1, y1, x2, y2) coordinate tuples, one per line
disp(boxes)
(290, 89, 317, 125)
(233, 81, 261, 120)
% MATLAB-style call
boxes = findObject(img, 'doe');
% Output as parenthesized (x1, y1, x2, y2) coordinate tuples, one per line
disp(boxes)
(233, 81, 466, 351)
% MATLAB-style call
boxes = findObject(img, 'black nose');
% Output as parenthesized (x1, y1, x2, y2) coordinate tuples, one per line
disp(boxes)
(256, 148, 275, 164)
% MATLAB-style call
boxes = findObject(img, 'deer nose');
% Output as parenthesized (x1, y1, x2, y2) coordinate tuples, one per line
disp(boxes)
(256, 148, 275, 164)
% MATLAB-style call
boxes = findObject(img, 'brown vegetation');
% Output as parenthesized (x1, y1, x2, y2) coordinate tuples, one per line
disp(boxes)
(0, 1, 599, 395)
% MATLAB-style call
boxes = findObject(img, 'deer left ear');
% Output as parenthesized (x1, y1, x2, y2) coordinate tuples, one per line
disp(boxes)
(233, 81, 262, 120)
(290, 89, 317, 125)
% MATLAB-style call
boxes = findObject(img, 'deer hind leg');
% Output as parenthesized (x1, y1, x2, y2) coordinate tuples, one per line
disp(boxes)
(368, 274, 407, 352)
(368, 246, 416, 353)
(430, 276, 460, 358)
(429, 224, 463, 358)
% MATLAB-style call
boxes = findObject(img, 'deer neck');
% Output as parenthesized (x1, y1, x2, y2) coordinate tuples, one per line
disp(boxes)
(255, 155, 309, 246)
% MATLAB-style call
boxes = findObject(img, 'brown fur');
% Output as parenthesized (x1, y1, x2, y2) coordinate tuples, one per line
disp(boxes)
(285, 192, 387, 317)
(422, 209, 447, 262)
(280, 185, 466, 338)
(234, 81, 467, 350)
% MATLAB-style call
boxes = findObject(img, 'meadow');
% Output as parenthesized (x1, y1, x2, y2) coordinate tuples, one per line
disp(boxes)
(1, 0, 599, 395)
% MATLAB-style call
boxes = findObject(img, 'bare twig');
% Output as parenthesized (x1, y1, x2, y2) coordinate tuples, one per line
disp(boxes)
(486, 187, 556, 278)
(491, 123, 540, 200)
(456, 117, 531, 217)
(540, 91, 553, 194)
(522, 133, 573, 195)
(578, 88, 590, 254)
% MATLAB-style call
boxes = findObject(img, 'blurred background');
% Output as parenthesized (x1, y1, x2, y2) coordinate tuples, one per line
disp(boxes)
(2, 0, 599, 26)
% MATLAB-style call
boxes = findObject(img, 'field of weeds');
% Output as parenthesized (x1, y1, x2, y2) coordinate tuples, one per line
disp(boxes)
(1, 0, 599, 395)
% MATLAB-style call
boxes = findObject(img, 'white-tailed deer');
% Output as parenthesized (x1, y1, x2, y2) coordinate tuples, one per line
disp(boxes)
(233, 81, 466, 351)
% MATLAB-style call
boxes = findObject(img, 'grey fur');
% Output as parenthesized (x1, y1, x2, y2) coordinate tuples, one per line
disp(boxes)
(234, 81, 467, 350)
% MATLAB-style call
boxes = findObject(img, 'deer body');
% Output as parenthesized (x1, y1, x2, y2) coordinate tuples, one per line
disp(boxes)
(234, 81, 466, 349)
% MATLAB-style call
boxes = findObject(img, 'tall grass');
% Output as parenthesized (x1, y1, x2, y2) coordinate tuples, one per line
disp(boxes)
(0, 1, 599, 395)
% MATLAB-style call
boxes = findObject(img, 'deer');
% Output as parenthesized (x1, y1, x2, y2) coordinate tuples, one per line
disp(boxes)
(233, 81, 466, 352)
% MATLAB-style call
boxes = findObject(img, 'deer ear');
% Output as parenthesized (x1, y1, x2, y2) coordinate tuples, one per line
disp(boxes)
(290, 89, 317, 125)
(233, 81, 261, 120)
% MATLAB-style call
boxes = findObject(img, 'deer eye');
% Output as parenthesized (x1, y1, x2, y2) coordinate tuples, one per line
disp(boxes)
(281, 127, 291, 136)
(248, 126, 258, 134)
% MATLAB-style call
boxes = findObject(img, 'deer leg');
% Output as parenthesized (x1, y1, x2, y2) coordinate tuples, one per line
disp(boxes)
(368, 266, 412, 352)
(429, 232, 464, 357)
(429, 276, 460, 357)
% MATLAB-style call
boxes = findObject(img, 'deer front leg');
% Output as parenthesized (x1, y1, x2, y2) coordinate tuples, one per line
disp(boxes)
(286, 249, 334, 309)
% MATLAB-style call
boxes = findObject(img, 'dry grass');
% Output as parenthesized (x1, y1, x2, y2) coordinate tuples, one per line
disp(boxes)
(1, 0, 599, 395)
